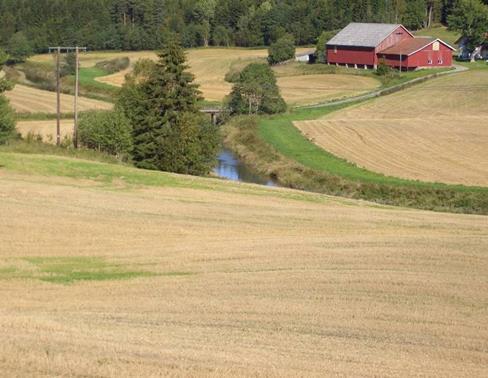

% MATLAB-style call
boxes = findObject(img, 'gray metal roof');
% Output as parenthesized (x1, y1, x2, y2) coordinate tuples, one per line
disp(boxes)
(326, 23, 404, 48)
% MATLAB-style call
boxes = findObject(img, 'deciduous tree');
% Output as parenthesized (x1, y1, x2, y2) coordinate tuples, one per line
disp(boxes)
(448, 0, 488, 60)
(228, 63, 286, 115)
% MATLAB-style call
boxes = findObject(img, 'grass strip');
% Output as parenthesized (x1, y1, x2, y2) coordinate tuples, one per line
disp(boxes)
(223, 115, 487, 215)
(259, 104, 485, 192)
(0, 144, 340, 206)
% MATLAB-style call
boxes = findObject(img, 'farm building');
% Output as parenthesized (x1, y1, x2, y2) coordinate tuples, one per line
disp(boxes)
(295, 50, 316, 63)
(326, 23, 455, 70)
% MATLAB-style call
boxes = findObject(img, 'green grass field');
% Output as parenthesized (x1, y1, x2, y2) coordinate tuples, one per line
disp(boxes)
(77, 67, 120, 92)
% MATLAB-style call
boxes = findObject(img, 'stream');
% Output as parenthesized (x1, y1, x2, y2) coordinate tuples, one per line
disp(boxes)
(213, 149, 277, 186)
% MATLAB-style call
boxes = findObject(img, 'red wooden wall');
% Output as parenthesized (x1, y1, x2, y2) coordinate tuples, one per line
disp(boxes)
(379, 42, 453, 69)
(405, 42, 453, 68)
(327, 46, 376, 66)
(327, 25, 413, 66)
(374, 25, 413, 66)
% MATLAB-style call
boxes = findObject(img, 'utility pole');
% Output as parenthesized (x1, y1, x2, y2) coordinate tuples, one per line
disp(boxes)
(399, 52, 402, 76)
(73, 47, 80, 149)
(49, 46, 87, 148)
(55, 47, 61, 146)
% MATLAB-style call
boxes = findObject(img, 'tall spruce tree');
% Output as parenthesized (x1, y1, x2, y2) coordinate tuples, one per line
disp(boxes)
(119, 38, 220, 174)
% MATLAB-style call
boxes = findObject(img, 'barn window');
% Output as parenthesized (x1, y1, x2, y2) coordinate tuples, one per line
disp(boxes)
(334, 46, 337, 53)
(433, 41, 440, 51)
(428, 59, 432, 65)
(438, 58, 443, 64)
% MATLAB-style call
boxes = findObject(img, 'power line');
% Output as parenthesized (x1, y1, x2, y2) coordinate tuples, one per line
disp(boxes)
(48, 46, 87, 148)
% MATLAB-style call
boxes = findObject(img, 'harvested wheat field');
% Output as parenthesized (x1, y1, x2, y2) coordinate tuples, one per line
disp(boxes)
(30, 50, 157, 69)
(84, 48, 377, 104)
(278, 74, 379, 106)
(296, 70, 488, 187)
(59, 49, 273, 95)
(16, 120, 75, 142)
(1, 152, 487, 377)
(5, 84, 113, 114)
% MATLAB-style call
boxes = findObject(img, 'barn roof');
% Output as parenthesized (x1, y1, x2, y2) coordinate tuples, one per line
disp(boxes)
(326, 23, 412, 48)
(380, 37, 456, 55)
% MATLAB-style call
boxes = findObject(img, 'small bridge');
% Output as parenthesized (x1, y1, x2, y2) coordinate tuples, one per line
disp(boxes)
(201, 108, 223, 125)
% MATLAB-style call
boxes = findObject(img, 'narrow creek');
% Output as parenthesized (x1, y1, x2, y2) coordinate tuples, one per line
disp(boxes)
(213, 148, 277, 186)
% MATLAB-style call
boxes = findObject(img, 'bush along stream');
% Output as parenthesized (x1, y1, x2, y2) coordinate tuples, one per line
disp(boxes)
(222, 115, 488, 215)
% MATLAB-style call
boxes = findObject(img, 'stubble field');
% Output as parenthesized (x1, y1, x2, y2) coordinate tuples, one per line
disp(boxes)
(30, 48, 379, 105)
(0, 152, 487, 377)
(5, 84, 113, 114)
(295, 70, 488, 187)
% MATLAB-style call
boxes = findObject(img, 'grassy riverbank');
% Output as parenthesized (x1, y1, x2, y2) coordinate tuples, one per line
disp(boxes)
(223, 112, 488, 215)
(221, 65, 488, 214)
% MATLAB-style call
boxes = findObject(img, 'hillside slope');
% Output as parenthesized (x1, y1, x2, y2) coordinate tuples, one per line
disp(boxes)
(0, 152, 487, 376)
(295, 70, 488, 187)
(5, 84, 113, 114)
(29, 49, 380, 105)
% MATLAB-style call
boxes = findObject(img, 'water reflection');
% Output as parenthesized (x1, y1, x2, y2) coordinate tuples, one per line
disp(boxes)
(214, 149, 276, 186)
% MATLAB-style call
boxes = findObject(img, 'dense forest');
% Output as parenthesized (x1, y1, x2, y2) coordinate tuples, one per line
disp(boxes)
(0, 0, 485, 52)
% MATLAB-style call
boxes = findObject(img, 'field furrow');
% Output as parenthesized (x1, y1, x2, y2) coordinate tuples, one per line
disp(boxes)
(5, 84, 113, 114)
(78, 49, 380, 104)
(0, 154, 487, 376)
(295, 71, 488, 187)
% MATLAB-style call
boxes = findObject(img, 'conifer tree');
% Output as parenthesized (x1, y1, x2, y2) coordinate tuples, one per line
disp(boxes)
(119, 38, 220, 174)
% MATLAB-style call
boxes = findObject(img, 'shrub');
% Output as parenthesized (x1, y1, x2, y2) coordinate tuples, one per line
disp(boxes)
(224, 58, 263, 83)
(78, 109, 132, 159)
(22, 62, 57, 91)
(0, 93, 16, 145)
(376, 60, 392, 76)
(60, 53, 77, 77)
(375, 59, 400, 85)
(268, 35, 296, 65)
(0, 76, 15, 144)
(228, 63, 286, 115)
(0, 48, 9, 66)
(224, 68, 241, 83)
(95, 57, 130, 74)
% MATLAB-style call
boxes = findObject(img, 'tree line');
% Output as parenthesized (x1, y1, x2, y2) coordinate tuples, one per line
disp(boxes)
(0, 0, 483, 52)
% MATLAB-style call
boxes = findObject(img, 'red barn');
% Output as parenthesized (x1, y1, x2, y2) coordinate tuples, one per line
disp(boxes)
(326, 23, 455, 70)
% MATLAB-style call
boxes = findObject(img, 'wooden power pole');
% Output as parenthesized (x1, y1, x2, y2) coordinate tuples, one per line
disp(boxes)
(55, 47, 61, 146)
(49, 46, 87, 148)
(73, 47, 80, 149)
